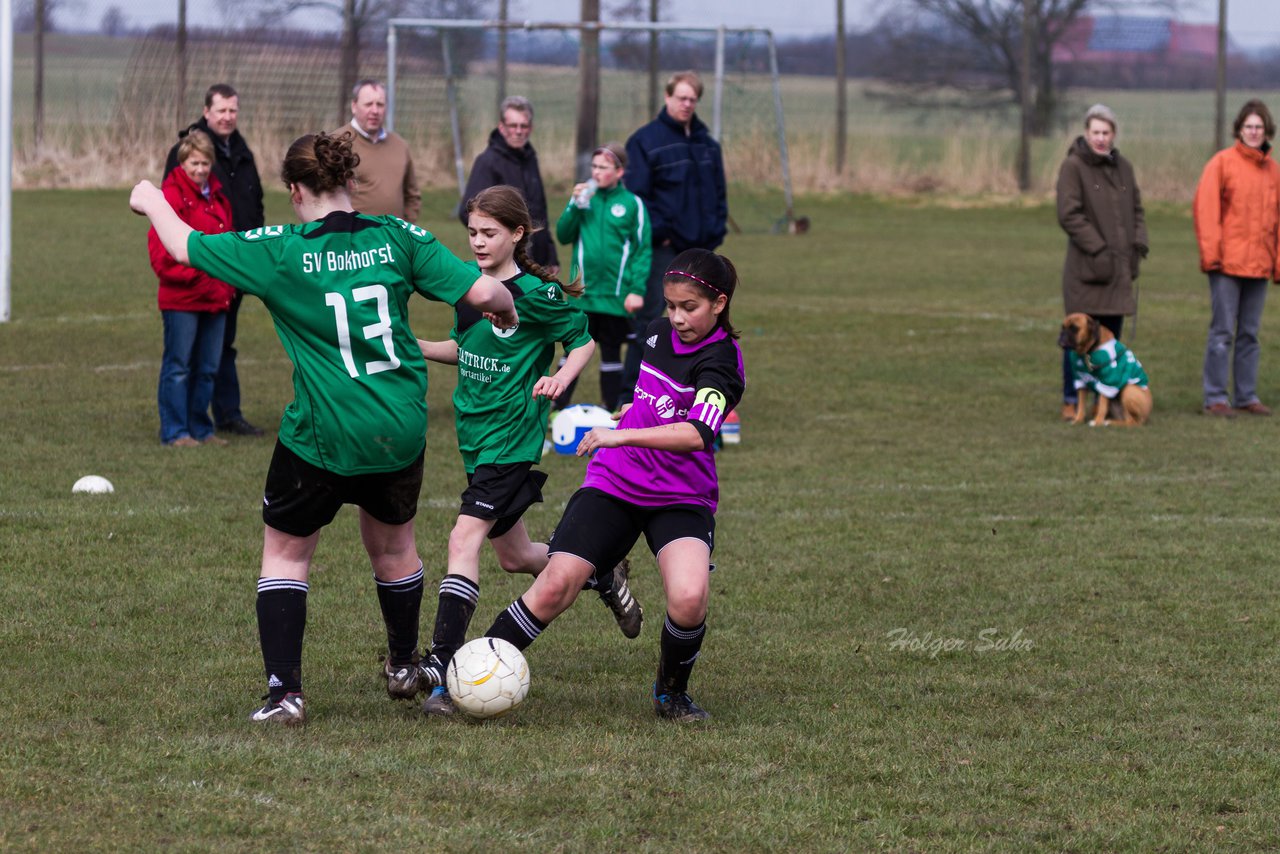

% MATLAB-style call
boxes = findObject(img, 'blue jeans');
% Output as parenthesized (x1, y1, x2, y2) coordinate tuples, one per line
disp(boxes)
(1203, 272, 1268, 407)
(211, 290, 245, 426)
(619, 243, 678, 404)
(159, 310, 226, 443)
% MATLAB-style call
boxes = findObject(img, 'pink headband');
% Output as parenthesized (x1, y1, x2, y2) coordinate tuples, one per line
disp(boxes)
(666, 269, 724, 296)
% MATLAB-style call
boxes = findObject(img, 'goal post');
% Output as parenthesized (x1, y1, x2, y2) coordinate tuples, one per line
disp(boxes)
(385, 17, 797, 233)
(1, 0, 12, 323)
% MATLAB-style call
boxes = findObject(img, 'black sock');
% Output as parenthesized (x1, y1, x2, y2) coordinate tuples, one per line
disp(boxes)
(256, 578, 308, 701)
(657, 613, 706, 695)
(374, 563, 424, 665)
(431, 574, 479, 670)
(483, 597, 546, 652)
(599, 359, 622, 412)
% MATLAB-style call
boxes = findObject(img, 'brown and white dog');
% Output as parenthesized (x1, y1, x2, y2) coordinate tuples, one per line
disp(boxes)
(1058, 313, 1153, 427)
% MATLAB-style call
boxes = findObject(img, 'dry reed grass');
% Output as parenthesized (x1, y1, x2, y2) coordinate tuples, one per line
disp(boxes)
(8, 33, 1264, 202)
(10, 115, 1222, 205)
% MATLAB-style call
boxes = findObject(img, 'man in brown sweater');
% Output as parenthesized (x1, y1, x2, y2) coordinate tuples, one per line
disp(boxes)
(335, 79, 421, 222)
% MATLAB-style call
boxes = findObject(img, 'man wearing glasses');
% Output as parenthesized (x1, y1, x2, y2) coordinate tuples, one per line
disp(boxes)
(618, 70, 728, 407)
(460, 95, 560, 274)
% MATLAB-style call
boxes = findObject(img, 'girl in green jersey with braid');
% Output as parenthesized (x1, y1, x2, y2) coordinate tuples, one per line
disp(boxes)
(415, 185, 641, 716)
(130, 133, 517, 726)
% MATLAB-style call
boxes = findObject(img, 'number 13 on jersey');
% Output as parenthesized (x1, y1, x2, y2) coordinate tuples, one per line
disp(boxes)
(326, 285, 401, 379)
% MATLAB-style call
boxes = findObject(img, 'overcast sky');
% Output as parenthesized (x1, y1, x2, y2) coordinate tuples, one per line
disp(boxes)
(64, 0, 1280, 47)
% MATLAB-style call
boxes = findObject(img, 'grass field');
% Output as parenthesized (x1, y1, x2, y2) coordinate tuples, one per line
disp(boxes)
(5, 188, 1280, 849)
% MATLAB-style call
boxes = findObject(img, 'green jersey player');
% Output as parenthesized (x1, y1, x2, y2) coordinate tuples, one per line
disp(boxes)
(130, 132, 518, 726)
(415, 186, 640, 717)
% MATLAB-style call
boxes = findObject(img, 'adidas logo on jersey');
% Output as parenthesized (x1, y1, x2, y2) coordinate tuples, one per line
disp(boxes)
(646, 335, 658, 348)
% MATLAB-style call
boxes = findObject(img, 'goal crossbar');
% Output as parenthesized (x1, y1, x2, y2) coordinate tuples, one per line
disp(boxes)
(384, 18, 795, 223)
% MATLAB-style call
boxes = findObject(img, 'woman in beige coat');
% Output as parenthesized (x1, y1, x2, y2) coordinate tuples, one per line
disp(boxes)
(1055, 104, 1148, 420)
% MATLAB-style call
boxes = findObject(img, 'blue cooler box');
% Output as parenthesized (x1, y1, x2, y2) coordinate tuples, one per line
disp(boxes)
(551, 405, 616, 455)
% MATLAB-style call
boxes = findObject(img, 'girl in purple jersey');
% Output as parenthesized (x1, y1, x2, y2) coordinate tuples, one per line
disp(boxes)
(480, 248, 745, 721)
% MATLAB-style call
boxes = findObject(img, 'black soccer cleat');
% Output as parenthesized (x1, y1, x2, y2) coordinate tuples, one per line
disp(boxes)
(422, 685, 455, 717)
(250, 692, 306, 726)
(652, 685, 710, 722)
(384, 658, 422, 700)
(416, 653, 445, 691)
(598, 558, 643, 638)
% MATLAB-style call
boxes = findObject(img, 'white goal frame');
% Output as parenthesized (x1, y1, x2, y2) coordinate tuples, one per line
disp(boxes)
(1, 0, 13, 322)
(384, 17, 796, 227)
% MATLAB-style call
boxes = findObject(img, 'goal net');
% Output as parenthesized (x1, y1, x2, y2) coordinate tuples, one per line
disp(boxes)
(385, 18, 797, 235)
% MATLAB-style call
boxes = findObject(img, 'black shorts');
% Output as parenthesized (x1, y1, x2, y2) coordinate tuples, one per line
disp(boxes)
(586, 313, 631, 350)
(262, 440, 424, 537)
(460, 462, 549, 539)
(547, 487, 715, 571)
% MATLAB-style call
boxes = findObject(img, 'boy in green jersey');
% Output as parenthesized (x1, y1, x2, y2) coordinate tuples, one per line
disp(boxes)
(131, 133, 517, 726)
(416, 186, 641, 716)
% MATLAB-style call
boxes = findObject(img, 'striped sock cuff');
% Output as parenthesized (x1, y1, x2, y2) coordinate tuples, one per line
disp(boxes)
(257, 577, 309, 595)
(439, 573, 480, 607)
(508, 597, 546, 644)
(375, 562, 424, 591)
(663, 614, 706, 641)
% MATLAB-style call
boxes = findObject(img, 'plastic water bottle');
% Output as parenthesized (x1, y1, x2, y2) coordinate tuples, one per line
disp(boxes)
(721, 410, 741, 445)
(574, 178, 598, 209)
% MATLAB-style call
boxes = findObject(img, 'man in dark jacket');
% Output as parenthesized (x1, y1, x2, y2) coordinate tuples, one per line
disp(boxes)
(164, 83, 266, 437)
(459, 96, 559, 273)
(619, 70, 728, 404)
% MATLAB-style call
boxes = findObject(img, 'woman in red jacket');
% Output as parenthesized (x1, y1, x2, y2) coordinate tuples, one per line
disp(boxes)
(148, 130, 236, 446)
(1194, 100, 1280, 417)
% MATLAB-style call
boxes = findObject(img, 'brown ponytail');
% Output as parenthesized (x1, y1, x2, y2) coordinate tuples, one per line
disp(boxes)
(281, 132, 360, 195)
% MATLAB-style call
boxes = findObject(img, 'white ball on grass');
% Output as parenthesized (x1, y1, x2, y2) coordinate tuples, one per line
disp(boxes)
(72, 475, 114, 494)
(446, 637, 530, 720)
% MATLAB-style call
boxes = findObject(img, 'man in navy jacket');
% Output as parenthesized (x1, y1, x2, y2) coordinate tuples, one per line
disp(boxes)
(620, 71, 728, 405)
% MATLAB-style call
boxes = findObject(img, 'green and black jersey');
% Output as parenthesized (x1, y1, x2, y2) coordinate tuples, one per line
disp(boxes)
(188, 212, 478, 476)
(450, 265, 592, 472)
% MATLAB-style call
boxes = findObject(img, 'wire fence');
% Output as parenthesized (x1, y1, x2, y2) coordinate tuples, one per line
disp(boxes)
(8, 21, 1280, 203)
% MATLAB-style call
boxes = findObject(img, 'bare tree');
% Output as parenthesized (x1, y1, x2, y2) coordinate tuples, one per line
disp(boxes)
(606, 0, 668, 113)
(99, 5, 128, 36)
(577, 0, 601, 174)
(909, 0, 1088, 137)
(14, 0, 82, 150)
(224, 0, 408, 124)
(907, 0, 1189, 135)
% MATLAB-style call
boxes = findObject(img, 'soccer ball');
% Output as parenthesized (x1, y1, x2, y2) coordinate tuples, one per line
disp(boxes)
(446, 637, 530, 720)
(72, 475, 114, 494)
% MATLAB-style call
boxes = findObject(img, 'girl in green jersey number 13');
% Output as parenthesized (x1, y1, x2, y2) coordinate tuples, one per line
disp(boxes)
(414, 185, 640, 717)
(131, 133, 518, 726)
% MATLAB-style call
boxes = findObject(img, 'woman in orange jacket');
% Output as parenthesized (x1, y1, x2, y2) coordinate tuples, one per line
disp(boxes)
(1194, 99, 1280, 417)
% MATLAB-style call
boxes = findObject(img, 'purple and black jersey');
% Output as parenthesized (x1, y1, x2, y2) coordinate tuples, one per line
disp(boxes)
(582, 318, 745, 512)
